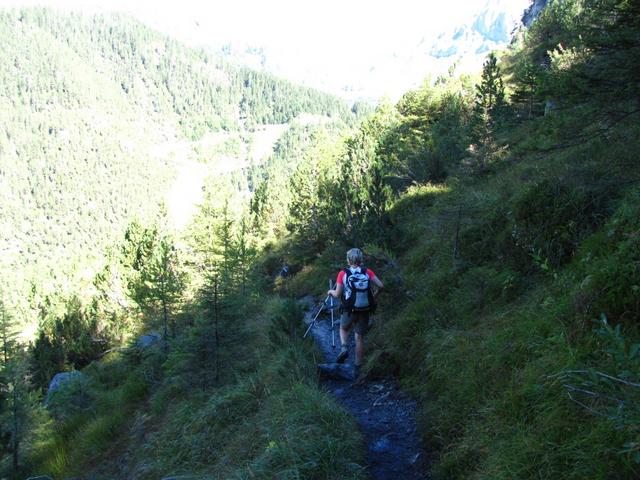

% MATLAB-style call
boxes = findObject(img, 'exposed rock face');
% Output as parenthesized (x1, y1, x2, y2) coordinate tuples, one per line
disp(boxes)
(522, 0, 549, 27)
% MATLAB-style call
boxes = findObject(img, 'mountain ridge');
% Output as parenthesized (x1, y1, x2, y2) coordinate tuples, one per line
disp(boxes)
(218, 0, 533, 101)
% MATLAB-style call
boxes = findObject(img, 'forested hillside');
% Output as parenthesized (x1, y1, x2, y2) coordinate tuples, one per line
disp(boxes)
(0, 7, 354, 330)
(2, 0, 640, 478)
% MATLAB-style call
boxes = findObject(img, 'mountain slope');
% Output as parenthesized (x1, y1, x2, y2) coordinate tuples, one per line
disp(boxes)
(0, 7, 354, 326)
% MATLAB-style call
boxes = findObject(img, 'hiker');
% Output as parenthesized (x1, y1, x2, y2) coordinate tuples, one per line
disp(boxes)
(327, 248, 384, 372)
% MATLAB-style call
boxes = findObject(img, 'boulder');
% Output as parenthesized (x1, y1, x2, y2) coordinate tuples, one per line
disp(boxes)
(136, 332, 164, 350)
(46, 371, 84, 399)
(44, 370, 91, 420)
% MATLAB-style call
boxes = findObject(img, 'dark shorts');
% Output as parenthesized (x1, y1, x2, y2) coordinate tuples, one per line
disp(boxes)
(340, 311, 370, 335)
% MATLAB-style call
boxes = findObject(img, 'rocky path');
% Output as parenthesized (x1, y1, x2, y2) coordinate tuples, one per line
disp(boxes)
(301, 297, 428, 480)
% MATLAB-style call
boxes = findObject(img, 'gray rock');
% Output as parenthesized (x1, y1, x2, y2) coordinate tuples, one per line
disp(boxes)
(45, 371, 91, 419)
(136, 332, 163, 349)
(522, 0, 548, 28)
(544, 99, 557, 116)
(298, 295, 317, 310)
(46, 371, 85, 404)
(371, 435, 392, 453)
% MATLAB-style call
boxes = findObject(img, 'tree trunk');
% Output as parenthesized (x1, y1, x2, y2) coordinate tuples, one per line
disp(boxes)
(162, 298, 168, 342)
(214, 277, 220, 384)
(12, 386, 19, 470)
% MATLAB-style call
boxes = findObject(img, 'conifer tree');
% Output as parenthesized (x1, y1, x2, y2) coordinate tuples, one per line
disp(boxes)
(471, 52, 506, 172)
(0, 349, 38, 473)
(287, 155, 322, 245)
(138, 234, 186, 340)
(216, 201, 234, 292)
(511, 60, 542, 119)
(475, 52, 506, 116)
(334, 106, 394, 244)
(0, 297, 17, 368)
(232, 216, 256, 296)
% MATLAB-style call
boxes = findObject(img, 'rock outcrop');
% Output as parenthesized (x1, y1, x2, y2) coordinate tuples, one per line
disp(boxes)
(522, 0, 549, 27)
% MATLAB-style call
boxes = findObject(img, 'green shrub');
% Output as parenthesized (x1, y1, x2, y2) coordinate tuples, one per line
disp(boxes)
(511, 173, 617, 270)
(571, 193, 640, 326)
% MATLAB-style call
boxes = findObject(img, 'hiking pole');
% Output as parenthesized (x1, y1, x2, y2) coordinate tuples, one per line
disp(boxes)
(329, 279, 335, 349)
(303, 294, 330, 338)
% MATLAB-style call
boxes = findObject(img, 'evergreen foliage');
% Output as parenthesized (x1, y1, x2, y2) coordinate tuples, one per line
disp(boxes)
(275, 1, 640, 478)
(6, 0, 640, 478)
(0, 6, 353, 329)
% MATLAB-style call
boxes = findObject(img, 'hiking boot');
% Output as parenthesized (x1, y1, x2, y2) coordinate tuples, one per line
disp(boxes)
(336, 348, 348, 364)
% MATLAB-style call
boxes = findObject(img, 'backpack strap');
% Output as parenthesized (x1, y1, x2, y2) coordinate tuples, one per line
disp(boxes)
(342, 267, 351, 283)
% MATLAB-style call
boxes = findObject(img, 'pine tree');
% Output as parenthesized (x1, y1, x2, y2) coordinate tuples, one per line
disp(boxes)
(216, 201, 234, 292)
(1, 349, 38, 473)
(470, 52, 506, 172)
(287, 154, 322, 244)
(334, 106, 394, 244)
(511, 60, 543, 119)
(139, 235, 186, 340)
(232, 216, 256, 296)
(0, 297, 17, 368)
(475, 52, 506, 117)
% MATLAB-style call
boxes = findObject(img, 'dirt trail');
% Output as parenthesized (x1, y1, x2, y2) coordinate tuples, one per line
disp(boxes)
(301, 297, 428, 480)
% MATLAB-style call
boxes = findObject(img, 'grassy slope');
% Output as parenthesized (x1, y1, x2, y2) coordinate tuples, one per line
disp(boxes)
(25, 297, 366, 480)
(366, 116, 640, 478)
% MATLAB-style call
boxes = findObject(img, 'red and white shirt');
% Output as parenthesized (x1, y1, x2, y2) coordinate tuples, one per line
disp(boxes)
(336, 267, 377, 287)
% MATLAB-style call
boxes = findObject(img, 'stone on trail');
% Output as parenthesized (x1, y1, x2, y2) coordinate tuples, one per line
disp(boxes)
(371, 435, 392, 453)
(317, 362, 356, 381)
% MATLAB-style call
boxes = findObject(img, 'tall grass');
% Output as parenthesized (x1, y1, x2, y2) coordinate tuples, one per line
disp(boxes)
(26, 297, 366, 480)
(369, 120, 640, 478)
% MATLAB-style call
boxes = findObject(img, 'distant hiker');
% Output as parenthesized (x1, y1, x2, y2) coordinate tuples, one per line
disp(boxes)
(328, 248, 384, 373)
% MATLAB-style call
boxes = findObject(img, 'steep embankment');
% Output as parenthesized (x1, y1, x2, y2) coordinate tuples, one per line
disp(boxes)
(368, 129, 640, 478)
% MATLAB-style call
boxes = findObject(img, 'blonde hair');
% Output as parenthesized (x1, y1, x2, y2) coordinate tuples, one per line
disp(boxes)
(346, 248, 363, 265)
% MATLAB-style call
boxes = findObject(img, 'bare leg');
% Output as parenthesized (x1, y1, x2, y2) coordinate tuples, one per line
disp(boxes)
(339, 326, 350, 347)
(336, 325, 351, 363)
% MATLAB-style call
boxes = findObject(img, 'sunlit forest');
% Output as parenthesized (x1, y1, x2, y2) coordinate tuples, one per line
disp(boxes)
(1, 0, 640, 478)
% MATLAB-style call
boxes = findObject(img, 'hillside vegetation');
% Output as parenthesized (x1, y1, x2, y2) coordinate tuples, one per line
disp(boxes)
(279, 0, 640, 477)
(2, 0, 640, 478)
(0, 7, 355, 329)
